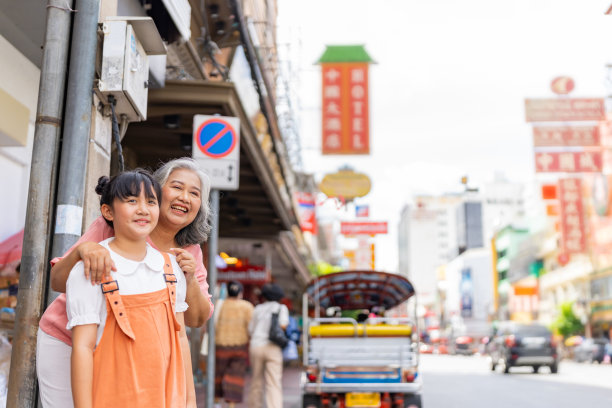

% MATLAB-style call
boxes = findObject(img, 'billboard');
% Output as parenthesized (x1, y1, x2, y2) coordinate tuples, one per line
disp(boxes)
(319, 169, 371, 199)
(294, 192, 317, 234)
(524, 98, 605, 122)
(318, 45, 374, 155)
(321, 63, 370, 154)
(532, 125, 600, 147)
(534, 150, 602, 173)
(355, 204, 369, 218)
(340, 221, 388, 235)
(558, 178, 586, 254)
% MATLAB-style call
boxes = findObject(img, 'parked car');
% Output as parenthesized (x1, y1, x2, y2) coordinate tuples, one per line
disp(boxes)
(453, 335, 475, 355)
(574, 338, 610, 363)
(488, 322, 559, 374)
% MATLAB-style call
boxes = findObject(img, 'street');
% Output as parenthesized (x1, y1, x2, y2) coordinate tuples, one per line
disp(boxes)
(200, 354, 612, 407)
(420, 354, 612, 408)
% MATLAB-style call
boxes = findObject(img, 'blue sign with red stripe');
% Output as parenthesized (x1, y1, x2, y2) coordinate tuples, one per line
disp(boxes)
(194, 118, 237, 158)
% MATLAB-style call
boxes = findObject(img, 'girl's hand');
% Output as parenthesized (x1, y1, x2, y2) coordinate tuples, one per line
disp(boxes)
(77, 242, 116, 285)
(170, 248, 196, 282)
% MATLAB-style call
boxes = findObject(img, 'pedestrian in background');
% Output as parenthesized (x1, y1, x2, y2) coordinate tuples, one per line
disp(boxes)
(247, 283, 289, 408)
(214, 281, 253, 407)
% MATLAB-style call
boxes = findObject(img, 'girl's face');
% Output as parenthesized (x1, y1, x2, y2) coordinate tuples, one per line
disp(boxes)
(101, 185, 160, 241)
(159, 168, 202, 231)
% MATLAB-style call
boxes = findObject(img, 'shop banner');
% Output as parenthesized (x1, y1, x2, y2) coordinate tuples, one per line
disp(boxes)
(321, 63, 370, 154)
(217, 265, 270, 284)
(533, 125, 600, 147)
(525, 98, 605, 122)
(355, 204, 369, 218)
(294, 192, 317, 234)
(558, 178, 586, 254)
(340, 221, 387, 235)
(534, 150, 602, 173)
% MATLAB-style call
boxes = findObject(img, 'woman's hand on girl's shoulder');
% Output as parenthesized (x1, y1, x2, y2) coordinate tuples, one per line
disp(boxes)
(170, 248, 196, 281)
(77, 242, 115, 285)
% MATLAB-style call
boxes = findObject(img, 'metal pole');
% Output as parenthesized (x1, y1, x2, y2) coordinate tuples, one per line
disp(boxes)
(48, 0, 101, 302)
(206, 189, 219, 408)
(7, 0, 74, 406)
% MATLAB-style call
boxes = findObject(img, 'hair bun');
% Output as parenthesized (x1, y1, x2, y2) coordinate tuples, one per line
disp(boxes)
(95, 176, 110, 195)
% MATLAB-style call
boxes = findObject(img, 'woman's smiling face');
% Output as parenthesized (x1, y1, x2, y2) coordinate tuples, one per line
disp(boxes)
(159, 168, 202, 231)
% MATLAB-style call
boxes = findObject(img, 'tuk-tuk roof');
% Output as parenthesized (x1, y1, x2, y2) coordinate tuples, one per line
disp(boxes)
(305, 270, 415, 310)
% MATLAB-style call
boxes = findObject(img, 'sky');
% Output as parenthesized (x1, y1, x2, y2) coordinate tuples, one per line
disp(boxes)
(276, 0, 612, 271)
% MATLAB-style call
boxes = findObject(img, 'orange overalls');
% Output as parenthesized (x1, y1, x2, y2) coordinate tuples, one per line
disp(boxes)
(91, 253, 186, 408)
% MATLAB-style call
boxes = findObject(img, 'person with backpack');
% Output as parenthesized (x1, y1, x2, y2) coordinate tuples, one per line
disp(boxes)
(247, 283, 289, 408)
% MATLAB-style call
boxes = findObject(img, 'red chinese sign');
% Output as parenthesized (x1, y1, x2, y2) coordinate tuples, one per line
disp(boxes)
(294, 192, 317, 234)
(321, 63, 369, 154)
(558, 178, 586, 254)
(534, 151, 602, 173)
(524, 98, 605, 122)
(217, 264, 270, 284)
(340, 221, 387, 235)
(533, 126, 600, 147)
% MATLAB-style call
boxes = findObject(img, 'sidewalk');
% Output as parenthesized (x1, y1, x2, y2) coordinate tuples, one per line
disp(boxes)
(195, 364, 302, 408)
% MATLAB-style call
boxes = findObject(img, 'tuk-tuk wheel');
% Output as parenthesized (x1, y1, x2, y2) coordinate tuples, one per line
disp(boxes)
(302, 394, 321, 408)
(404, 393, 422, 408)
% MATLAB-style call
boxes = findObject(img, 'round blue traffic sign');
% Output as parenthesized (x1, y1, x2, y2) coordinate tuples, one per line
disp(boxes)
(195, 118, 237, 158)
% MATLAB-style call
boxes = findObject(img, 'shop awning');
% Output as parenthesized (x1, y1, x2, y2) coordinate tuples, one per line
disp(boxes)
(0, 229, 23, 267)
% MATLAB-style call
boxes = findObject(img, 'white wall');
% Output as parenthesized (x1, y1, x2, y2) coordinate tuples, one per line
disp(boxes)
(445, 248, 494, 335)
(0, 34, 39, 242)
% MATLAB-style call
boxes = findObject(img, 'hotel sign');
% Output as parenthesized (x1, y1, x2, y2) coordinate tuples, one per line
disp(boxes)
(525, 98, 605, 122)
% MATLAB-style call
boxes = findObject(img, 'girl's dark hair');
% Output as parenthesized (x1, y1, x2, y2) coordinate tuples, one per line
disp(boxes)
(96, 169, 162, 227)
(227, 281, 243, 297)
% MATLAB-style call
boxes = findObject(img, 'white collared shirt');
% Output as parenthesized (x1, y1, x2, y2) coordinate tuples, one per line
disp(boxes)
(248, 301, 289, 349)
(66, 238, 188, 345)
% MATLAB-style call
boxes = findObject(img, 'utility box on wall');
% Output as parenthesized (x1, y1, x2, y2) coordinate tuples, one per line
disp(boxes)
(98, 17, 166, 122)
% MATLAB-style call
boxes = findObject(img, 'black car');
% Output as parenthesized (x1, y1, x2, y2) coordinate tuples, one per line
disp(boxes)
(488, 322, 558, 374)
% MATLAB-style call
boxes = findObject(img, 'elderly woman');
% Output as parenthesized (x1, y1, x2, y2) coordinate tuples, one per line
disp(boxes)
(36, 158, 213, 408)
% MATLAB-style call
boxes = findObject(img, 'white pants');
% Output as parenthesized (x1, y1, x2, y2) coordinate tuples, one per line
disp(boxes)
(248, 343, 283, 408)
(36, 328, 73, 408)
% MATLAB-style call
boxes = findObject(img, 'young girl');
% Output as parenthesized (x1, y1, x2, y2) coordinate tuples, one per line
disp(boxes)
(67, 170, 194, 407)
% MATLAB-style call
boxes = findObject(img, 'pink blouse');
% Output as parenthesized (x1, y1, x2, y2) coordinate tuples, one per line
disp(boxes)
(39, 216, 213, 346)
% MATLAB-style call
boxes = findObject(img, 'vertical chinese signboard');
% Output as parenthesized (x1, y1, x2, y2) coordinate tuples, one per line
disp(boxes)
(318, 45, 374, 155)
(558, 178, 586, 254)
(294, 192, 317, 234)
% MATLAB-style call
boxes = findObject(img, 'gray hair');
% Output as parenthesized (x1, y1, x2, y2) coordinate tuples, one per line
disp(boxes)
(154, 158, 213, 246)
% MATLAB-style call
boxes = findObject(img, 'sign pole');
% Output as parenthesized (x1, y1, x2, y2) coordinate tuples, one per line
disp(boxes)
(206, 189, 220, 408)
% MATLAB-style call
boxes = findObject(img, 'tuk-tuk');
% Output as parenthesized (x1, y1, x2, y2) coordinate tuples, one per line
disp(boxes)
(300, 271, 423, 408)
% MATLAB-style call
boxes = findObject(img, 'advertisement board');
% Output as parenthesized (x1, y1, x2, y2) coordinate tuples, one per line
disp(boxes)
(532, 125, 600, 147)
(319, 169, 371, 199)
(534, 150, 602, 173)
(340, 221, 387, 235)
(558, 178, 586, 254)
(525, 98, 605, 122)
(321, 63, 370, 154)
(294, 192, 317, 234)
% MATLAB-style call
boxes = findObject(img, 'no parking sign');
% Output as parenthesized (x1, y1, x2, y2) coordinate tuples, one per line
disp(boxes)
(192, 115, 240, 190)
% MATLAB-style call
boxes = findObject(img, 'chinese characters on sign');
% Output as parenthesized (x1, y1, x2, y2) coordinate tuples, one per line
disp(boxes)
(532, 125, 600, 147)
(534, 151, 603, 173)
(340, 221, 388, 235)
(321, 63, 370, 154)
(524, 98, 605, 122)
(294, 192, 317, 234)
(558, 178, 586, 254)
